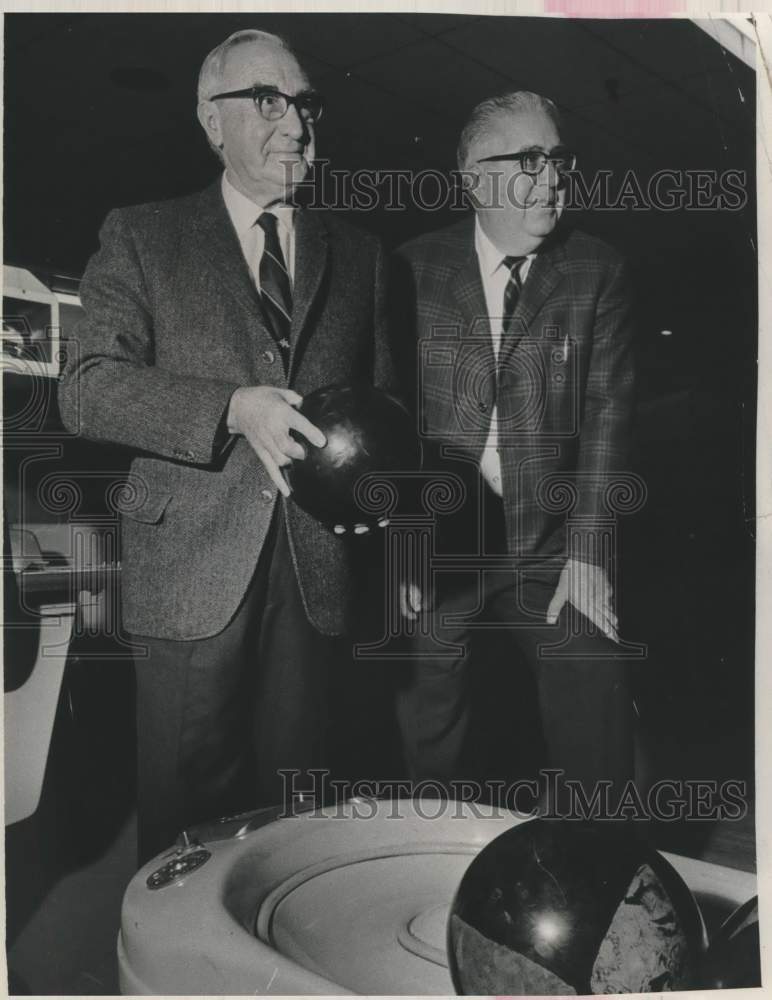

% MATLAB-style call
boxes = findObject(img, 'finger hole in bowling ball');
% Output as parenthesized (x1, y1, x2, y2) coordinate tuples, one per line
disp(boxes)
(285, 382, 419, 528)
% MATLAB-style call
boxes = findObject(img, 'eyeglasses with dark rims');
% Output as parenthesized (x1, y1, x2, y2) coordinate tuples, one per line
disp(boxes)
(208, 86, 324, 124)
(477, 147, 577, 175)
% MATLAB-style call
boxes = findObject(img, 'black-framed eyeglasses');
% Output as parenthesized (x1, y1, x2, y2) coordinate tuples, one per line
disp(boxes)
(208, 87, 324, 124)
(477, 147, 577, 175)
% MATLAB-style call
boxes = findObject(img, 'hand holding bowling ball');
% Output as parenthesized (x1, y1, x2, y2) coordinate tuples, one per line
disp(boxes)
(285, 382, 419, 531)
(227, 385, 326, 497)
(448, 819, 705, 995)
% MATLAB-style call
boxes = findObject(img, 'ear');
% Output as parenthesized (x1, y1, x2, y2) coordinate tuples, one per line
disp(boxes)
(303, 124, 316, 167)
(458, 164, 482, 206)
(460, 165, 481, 192)
(197, 99, 224, 151)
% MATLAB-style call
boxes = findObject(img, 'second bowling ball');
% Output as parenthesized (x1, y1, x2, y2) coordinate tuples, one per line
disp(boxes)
(448, 819, 706, 995)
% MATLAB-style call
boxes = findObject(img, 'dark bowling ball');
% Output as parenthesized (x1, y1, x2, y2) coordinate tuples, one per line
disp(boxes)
(285, 382, 419, 526)
(448, 819, 705, 995)
(698, 895, 760, 989)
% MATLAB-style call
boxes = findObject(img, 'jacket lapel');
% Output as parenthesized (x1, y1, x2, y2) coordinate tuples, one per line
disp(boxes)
(190, 181, 266, 322)
(447, 218, 492, 360)
(446, 224, 496, 446)
(289, 209, 329, 375)
(452, 251, 492, 344)
(498, 238, 566, 367)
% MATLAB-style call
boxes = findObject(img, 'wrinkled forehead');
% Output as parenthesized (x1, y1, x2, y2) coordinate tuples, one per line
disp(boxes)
(474, 109, 563, 160)
(220, 40, 310, 93)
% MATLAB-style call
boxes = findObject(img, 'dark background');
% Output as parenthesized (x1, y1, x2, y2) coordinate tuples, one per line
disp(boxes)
(3, 12, 757, 992)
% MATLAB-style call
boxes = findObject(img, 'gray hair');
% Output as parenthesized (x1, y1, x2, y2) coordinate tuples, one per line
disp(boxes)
(457, 91, 562, 170)
(197, 28, 291, 102)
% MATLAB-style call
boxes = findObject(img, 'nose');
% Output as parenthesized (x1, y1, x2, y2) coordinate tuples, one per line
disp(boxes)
(536, 158, 560, 189)
(279, 101, 307, 142)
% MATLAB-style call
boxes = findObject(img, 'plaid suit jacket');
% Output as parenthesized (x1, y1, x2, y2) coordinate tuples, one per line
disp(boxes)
(394, 215, 636, 569)
(58, 180, 394, 639)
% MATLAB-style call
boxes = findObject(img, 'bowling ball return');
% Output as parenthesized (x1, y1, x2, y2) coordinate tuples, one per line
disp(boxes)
(117, 800, 757, 995)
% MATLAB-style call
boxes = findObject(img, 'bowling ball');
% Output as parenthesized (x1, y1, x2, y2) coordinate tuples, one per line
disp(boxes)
(285, 382, 419, 526)
(698, 895, 760, 989)
(448, 819, 705, 995)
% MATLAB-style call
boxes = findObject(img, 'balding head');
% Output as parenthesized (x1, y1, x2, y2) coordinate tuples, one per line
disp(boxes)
(457, 91, 562, 171)
(198, 29, 291, 103)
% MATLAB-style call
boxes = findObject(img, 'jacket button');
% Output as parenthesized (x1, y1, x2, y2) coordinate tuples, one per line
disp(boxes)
(260, 488, 273, 503)
(262, 349, 276, 364)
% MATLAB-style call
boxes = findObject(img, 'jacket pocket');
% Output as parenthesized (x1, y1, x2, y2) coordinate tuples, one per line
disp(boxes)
(120, 490, 173, 525)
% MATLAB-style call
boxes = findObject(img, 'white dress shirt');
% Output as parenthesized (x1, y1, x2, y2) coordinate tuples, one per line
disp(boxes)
(474, 218, 535, 497)
(221, 173, 296, 290)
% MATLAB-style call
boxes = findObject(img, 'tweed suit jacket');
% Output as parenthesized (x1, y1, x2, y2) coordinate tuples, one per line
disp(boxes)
(394, 215, 635, 569)
(58, 180, 394, 640)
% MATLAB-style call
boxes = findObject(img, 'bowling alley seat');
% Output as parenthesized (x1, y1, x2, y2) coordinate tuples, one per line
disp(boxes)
(4, 521, 117, 826)
(118, 798, 757, 995)
(4, 526, 77, 825)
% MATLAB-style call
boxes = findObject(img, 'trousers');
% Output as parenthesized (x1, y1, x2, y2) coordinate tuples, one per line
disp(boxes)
(132, 514, 340, 863)
(395, 498, 634, 813)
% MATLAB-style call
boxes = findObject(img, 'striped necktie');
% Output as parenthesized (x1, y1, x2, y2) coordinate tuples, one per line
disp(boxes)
(502, 255, 526, 334)
(257, 212, 292, 370)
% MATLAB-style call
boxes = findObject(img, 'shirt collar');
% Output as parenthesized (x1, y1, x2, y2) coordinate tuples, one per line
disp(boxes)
(474, 216, 534, 277)
(221, 173, 295, 239)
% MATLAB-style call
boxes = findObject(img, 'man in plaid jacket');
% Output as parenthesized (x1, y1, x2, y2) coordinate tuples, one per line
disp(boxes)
(394, 91, 637, 814)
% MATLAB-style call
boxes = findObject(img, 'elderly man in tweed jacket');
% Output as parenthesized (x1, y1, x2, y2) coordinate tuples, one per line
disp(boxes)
(58, 29, 394, 862)
(395, 91, 637, 813)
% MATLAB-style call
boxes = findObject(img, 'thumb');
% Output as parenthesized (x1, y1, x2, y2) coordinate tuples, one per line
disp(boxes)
(409, 583, 423, 614)
(546, 586, 566, 625)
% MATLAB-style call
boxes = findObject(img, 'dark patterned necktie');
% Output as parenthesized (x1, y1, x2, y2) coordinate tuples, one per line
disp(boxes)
(257, 212, 292, 370)
(502, 255, 527, 334)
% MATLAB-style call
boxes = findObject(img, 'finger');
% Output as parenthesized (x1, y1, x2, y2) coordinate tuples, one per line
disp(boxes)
(277, 434, 307, 462)
(278, 388, 303, 407)
(409, 583, 422, 614)
(377, 518, 390, 529)
(287, 410, 326, 448)
(586, 604, 617, 642)
(592, 598, 618, 631)
(256, 446, 290, 498)
(333, 524, 346, 535)
(256, 431, 290, 469)
(597, 616, 620, 644)
(264, 433, 301, 469)
(546, 585, 566, 624)
(600, 611, 620, 643)
(400, 583, 417, 621)
(353, 524, 370, 535)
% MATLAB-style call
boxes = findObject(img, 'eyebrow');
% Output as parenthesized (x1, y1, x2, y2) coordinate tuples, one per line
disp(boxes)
(249, 83, 317, 95)
(494, 144, 565, 154)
